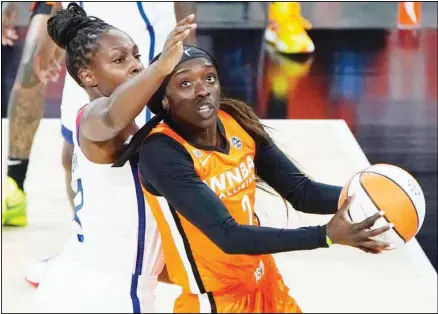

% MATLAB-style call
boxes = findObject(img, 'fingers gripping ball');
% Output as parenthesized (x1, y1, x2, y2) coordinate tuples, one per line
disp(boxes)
(338, 164, 426, 248)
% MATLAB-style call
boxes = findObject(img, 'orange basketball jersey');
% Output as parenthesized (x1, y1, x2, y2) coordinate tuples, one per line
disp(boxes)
(142, 110, 272, 296)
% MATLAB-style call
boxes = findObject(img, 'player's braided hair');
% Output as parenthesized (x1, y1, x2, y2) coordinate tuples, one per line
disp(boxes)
(47, 3, 113, 86)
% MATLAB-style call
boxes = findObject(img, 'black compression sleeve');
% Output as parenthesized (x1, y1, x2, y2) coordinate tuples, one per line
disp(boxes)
(139, 134, 329, 255)
(255, 140, 342, 215)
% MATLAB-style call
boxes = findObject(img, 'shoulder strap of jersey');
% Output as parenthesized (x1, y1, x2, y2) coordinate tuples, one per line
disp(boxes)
(75, 104, 88, 148)
(149, 122, 187, 147)
(217, 110, 255, 150)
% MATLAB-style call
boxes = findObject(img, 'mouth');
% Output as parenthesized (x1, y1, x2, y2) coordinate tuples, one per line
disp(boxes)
(197, 101, 216, 119)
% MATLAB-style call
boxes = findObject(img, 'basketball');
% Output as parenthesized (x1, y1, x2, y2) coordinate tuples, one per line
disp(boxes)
(338, 164, 426, 248)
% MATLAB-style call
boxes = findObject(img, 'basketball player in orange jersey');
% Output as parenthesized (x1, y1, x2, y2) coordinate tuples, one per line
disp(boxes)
(113, 46, 393, 312)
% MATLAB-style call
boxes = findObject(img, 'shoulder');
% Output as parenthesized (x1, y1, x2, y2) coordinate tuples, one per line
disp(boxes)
(139, 133, 196, 192)
(139, 133, 192, 168)
(78, 97, 109, 124)
(142, 132, 189, 153)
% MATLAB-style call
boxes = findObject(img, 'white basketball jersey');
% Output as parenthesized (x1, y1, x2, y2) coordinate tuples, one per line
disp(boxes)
(60, 108, 165, 310)
(60, 2, 176, 134)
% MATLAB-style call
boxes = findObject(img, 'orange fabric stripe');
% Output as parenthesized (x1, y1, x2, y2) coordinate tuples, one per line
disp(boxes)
(141, 186, 192, 290)
(360, 172, 418, 242)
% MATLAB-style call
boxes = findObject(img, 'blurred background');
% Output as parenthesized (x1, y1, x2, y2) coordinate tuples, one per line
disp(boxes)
(2, 2, 437, 270)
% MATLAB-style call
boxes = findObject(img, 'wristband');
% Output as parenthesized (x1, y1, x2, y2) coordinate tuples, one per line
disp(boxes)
(326, 234, 333, 247)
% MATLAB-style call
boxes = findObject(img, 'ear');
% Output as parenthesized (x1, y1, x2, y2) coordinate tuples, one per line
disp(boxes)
(162, 96, 170, 111)
(78, 68, 98, 88)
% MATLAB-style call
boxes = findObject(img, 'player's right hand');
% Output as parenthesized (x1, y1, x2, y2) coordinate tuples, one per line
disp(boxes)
(1, 2, 19, 46)
(157, 14, 197, 76)
(325, 195, 393, 254)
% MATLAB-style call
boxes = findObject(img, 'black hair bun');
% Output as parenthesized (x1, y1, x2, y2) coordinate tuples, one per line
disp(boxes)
(47, 3, 95, 49)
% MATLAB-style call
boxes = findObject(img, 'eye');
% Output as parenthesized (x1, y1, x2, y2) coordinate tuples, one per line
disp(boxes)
(135, 54, 141, 60)
(181, 80, 192, 88)
(206, 75, 216, 83)
(113, 58, 125, 64)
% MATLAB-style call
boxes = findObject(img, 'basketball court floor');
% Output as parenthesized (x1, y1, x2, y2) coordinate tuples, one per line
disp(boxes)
(1, 119, 436, 313)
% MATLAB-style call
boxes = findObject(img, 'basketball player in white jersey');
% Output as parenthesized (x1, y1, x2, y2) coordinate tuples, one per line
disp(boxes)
(58, 2, 196, 208)
(2, 1, 196, 225)
(31, 5, 196, 312)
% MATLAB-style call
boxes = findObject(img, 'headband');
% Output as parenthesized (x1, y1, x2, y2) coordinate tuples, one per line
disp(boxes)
(146, 45, 218, 115)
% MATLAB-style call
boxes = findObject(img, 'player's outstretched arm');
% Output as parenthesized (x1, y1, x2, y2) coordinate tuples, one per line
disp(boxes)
(79, 14, 197, 142)
(254, 140, 343, 215)
(139, 136, 392, 255)
(139, 135, 329, 255)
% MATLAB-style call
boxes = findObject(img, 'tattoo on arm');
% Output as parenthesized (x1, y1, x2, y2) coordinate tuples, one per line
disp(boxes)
(7, 26, 45, 158)
(7, 82, 45, 159)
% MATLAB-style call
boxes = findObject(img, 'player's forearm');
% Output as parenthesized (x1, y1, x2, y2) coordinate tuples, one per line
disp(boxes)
(255, 141, 341, 215)
(174, 2, 197, 45)
(140, 136, 329, 256)
(215, 221, 328, 255)
(7, 40, 46, 158)
(7, 71, 45, 159)
(7, 12, 61, 158)
(103, 61, 167, 132)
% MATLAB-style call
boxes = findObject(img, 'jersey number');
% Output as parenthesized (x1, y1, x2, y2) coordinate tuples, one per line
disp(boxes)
(241, 194, 253, 225)
(73, 179, 84, 242)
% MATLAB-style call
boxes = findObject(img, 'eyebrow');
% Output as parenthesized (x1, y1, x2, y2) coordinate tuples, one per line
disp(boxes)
(108, 44, 139, 54)
(174, 63, 215, 76)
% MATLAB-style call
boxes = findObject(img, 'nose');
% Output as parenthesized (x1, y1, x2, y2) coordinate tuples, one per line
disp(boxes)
(195, 81, 210, 99)
(130, 58, 143, 75)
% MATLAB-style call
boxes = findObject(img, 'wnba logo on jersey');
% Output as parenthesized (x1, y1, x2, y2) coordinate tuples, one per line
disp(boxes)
(204, 155, 256, 199)
(192, 149, 203, 158)
(254, 260, 265, 282)
(230, 136, 242, 149)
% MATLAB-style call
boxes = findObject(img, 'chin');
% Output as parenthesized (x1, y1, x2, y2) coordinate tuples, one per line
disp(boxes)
(197, 118, 216, 129)
(196, 113, 217, 129)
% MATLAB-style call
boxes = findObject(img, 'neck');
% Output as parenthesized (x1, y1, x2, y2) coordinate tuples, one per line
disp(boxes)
(169, 116, 220, 148)
(194, 124, 217, 147)
(87, 87, 105, 101)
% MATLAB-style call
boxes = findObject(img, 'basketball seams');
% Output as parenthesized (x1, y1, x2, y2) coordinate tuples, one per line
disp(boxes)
(345, 176, 354, 221)
(358, 173, 406, 243)
(340, 173, 358, 222)
(362, 170, 420, 232)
